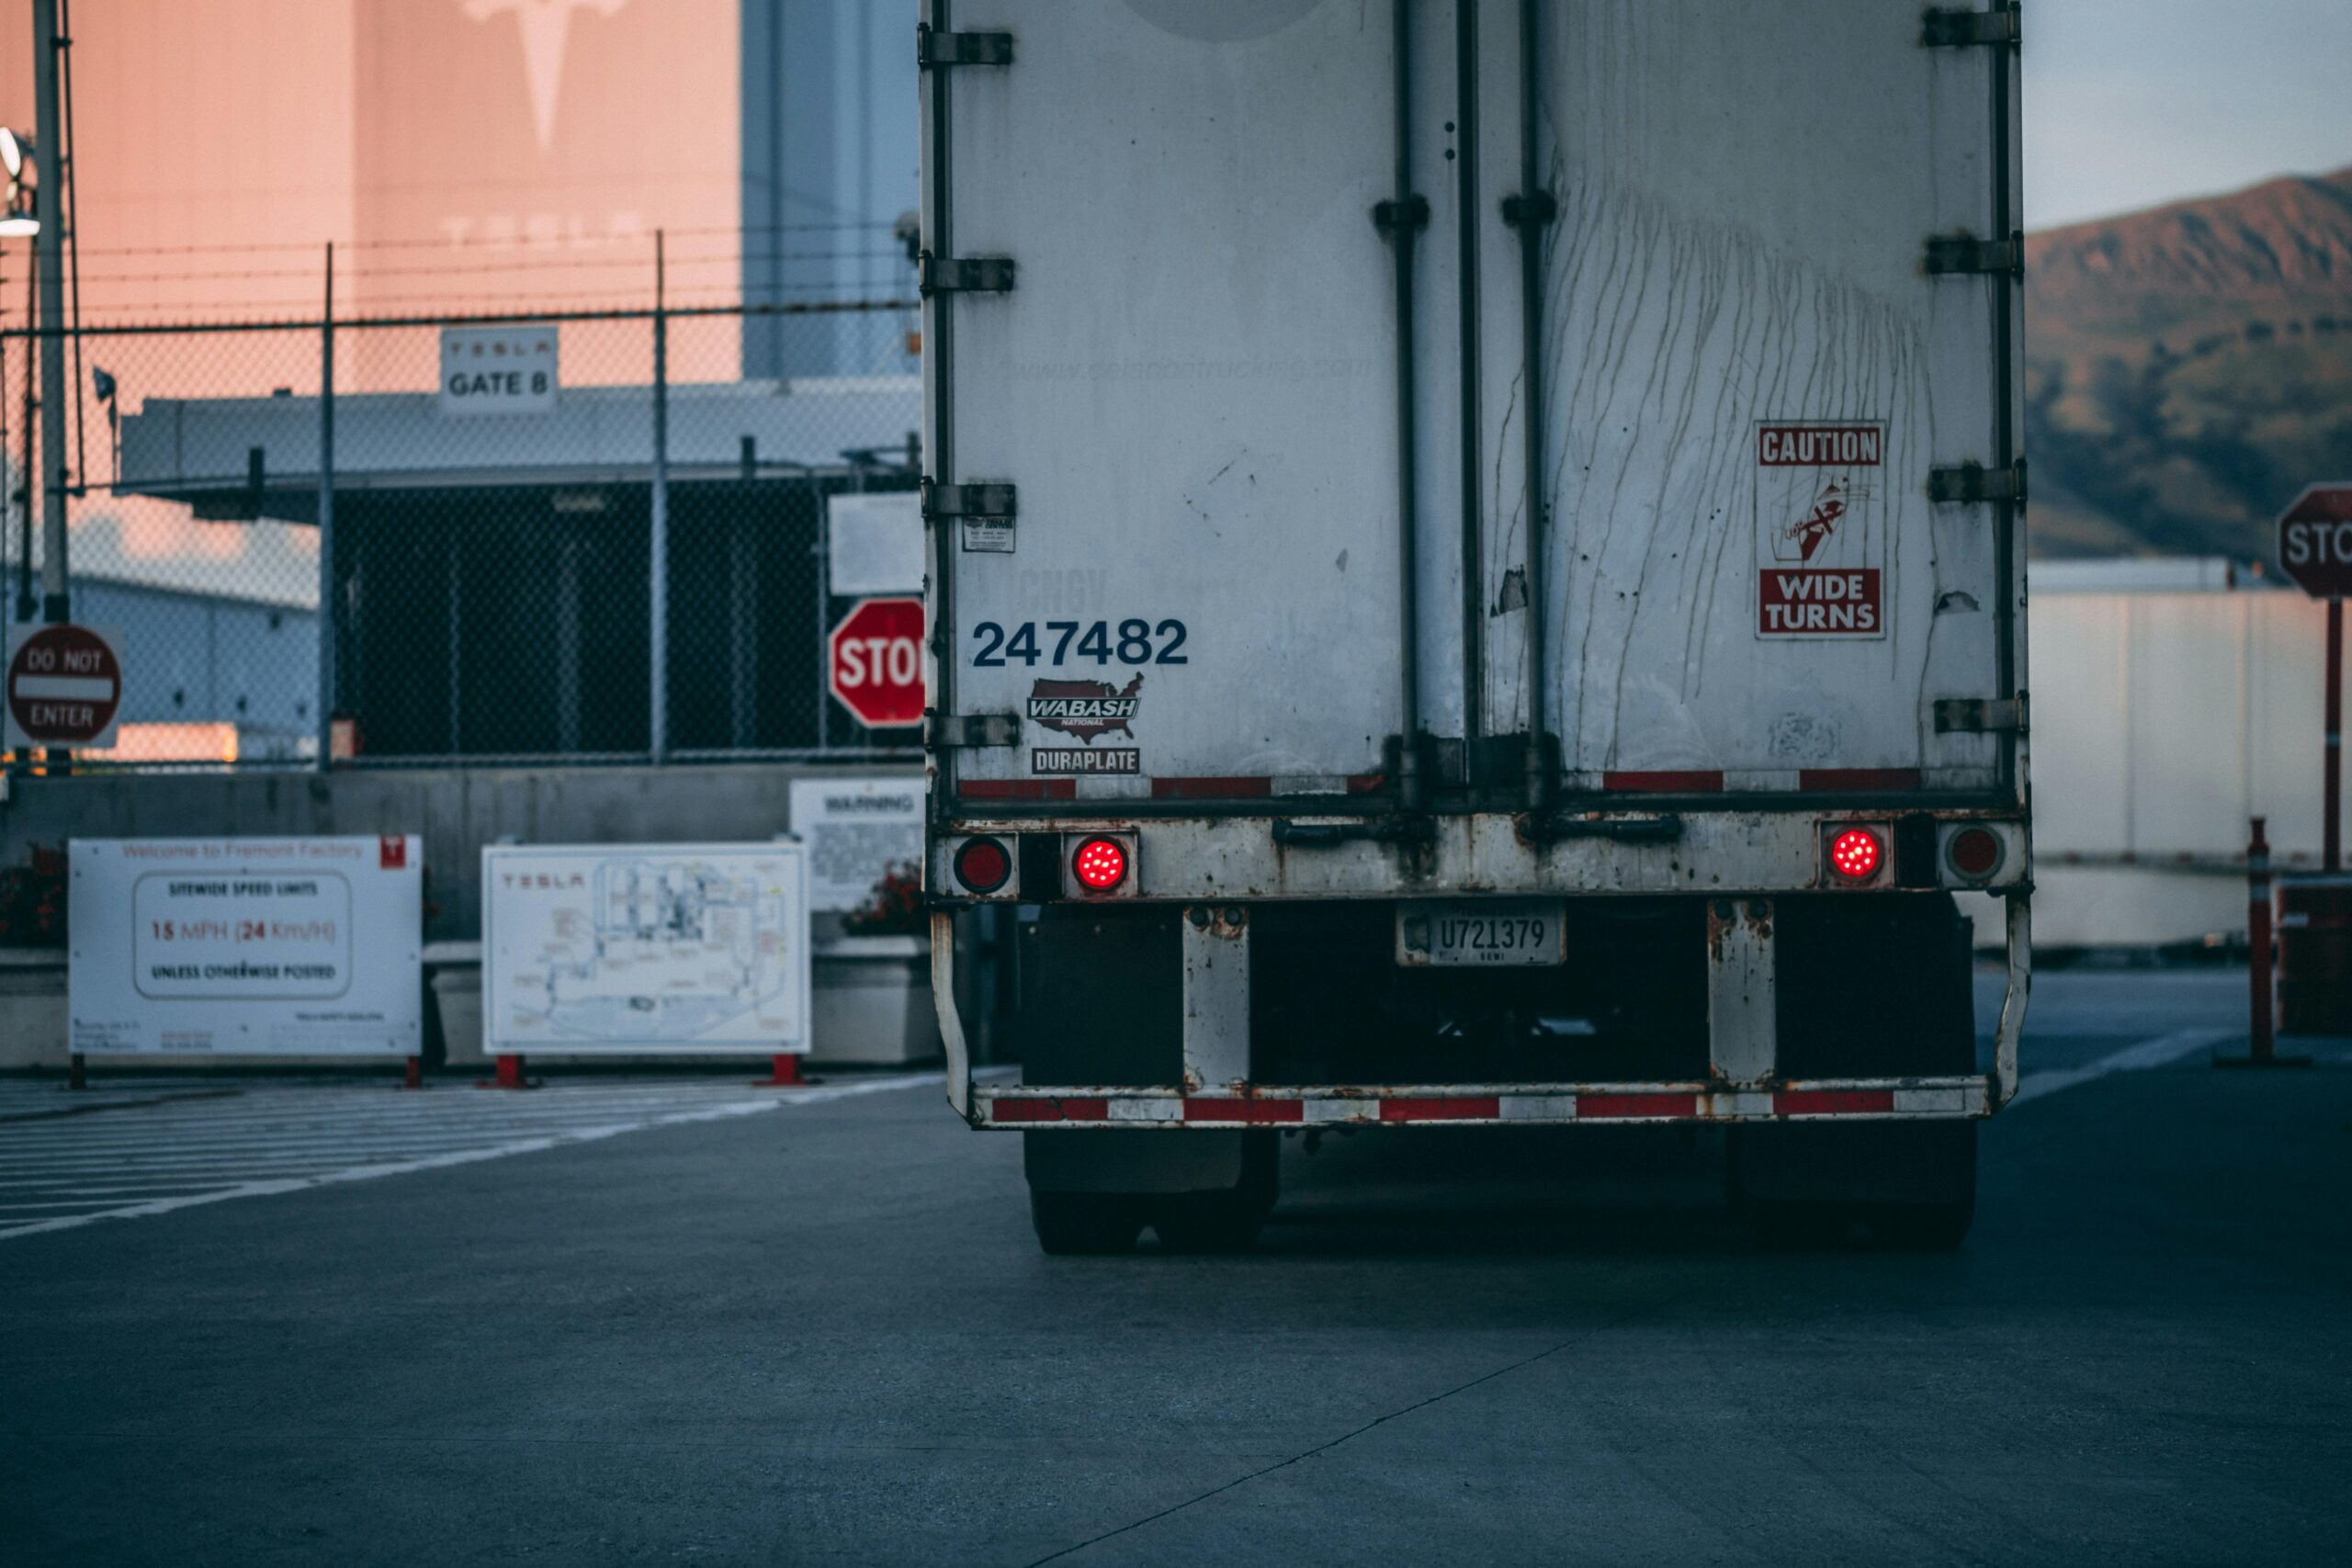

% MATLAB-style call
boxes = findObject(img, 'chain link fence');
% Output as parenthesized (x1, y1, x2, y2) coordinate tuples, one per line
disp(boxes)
(0, 293, 924, 770)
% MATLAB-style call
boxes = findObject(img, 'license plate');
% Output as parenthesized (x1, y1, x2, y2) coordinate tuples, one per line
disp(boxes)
(1396, 901, 1568, 967)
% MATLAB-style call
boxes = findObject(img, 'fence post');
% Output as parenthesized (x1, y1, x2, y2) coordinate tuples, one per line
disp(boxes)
(316, 243, 335, 773)
(14, 312, 36, 625)
(33, 0, 66, 626)
(812, 470, 829, 753)
(649, 231, 669, 762)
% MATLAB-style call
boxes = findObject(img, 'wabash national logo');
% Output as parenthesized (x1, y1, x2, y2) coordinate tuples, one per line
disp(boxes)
(1028, 674, 1142, 776)
(1027, 674, 1142, 742)
(1756, 421, 1887, 639)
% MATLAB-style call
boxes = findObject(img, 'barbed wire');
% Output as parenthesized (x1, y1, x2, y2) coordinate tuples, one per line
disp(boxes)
(65, 251, 911, 287)
(32, 220, 902, 261)
(1, 293, 921, 334)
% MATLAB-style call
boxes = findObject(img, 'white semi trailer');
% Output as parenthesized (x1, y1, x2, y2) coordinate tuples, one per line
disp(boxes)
(919, 0, 2031, 1253)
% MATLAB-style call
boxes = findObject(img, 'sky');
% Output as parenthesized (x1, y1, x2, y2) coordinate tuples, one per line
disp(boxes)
(2024, 0, 2352, 229)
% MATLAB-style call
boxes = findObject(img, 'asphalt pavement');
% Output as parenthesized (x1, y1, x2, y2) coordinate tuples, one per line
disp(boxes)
(3, 967, 2347, 1566)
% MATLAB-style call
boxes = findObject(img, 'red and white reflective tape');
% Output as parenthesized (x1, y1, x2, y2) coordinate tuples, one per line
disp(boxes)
(978, 1079, 1989, 1127)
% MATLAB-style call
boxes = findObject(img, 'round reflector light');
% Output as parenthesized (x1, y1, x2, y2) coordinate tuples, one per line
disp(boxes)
(1828, 828, 1883, 881)
(1947, 826, 2004, 880)
(954, 835, 1012, 895)
(1071, 836, 1128, 892)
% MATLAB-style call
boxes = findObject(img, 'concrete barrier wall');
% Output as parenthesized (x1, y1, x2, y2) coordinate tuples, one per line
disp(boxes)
(1, 761, 919, 945)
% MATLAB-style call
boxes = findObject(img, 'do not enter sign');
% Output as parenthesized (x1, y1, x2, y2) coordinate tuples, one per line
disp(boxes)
(6, 624, 123, 750)
(828, 596, 924, 728)
(2277, 483, 2352, 598)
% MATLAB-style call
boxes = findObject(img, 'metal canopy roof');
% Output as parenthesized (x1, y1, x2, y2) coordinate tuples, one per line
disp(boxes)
(116, 376, 921, 524)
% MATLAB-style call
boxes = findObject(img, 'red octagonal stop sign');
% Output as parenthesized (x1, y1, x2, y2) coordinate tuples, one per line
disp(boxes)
(2277, 483, 2352, 598)
(828, 596, 925, 728)
(6, 623, 123, 749)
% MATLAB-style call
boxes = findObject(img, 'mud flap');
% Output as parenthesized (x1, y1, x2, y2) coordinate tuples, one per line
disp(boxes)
(1025, 1129, 1254, 1195)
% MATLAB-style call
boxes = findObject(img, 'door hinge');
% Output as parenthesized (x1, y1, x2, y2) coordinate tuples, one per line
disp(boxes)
(1371, 195, 1430, 233)
(916, 25, 1013, 68)
(927, 711, 1019, 749)
(1922, 5, 2020, 49)
(1929, 459, 2027, 505)
(921, 480, 1017, 520)
(918, 253, 1016, 295)
(1935, 695, 2027, 735)
(1500, 191, 1557, 228)
(1924, 231, 2023, 278)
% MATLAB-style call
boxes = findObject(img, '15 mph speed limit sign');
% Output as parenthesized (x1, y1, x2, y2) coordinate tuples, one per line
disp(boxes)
(6, 623, 123, 750)
(2277, 484, 2352, 598)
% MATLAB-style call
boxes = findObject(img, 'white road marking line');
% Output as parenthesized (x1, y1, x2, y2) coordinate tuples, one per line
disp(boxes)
(2010, 1029, 2235, 1106)
(5, 1123, 751, 1155)
(0, 1084, 918, 1146)
(0, 1087, 787, 1129)
(0, 1072, 943, 1242)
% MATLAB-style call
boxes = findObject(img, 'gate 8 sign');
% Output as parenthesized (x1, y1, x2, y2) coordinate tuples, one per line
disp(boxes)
(2277, 484, 2352, 598)
(828, 596, 925, 728)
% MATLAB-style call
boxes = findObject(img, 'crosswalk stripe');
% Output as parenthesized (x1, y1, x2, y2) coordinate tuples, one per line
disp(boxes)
(0, 1073, 943, 1241)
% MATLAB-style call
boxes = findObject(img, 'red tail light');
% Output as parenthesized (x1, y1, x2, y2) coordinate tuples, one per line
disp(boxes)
(954, 835, 1012, 895)
(1828, 828, 1883, 881)
(1071, 836, 1128, 891)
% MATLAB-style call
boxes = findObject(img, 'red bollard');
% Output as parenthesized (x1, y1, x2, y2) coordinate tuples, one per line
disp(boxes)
(2221, 818, 2312, 1068)
(401, 1054, 424, 1090)
(754, 1053, 809, 1088)
(2251, 818, 2273, 1064)
(478, 1053, 536, 1089)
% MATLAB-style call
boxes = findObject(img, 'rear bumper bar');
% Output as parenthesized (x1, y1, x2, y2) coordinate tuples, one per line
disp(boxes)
(978, 1077, 1990, 1127)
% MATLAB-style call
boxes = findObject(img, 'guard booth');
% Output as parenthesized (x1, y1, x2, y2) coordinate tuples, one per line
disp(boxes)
(113, 371, 922, 762)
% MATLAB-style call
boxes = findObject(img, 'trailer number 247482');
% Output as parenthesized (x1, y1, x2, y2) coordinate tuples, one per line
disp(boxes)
(971, 619, 1189, 667)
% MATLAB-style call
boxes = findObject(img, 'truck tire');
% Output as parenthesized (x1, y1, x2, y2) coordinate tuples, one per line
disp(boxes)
(1029, 1191, 1147, 1256)
(1861, 1186, 1976, 1251)
(1149, 1133, 1280, 1253)
(1736, 1122, 1977, 1251)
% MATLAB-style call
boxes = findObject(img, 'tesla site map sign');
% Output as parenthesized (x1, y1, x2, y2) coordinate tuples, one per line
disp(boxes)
(482, 842, 810, 1055)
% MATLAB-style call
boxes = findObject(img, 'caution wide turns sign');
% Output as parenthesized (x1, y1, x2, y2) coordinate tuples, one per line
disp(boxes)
(1755, 422, 1887, 640)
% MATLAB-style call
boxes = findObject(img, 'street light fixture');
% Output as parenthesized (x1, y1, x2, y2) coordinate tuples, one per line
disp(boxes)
(0, 129, 35, 236)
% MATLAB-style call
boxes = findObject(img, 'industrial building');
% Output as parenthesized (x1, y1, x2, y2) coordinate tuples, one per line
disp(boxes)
(114, 367, 920, 761)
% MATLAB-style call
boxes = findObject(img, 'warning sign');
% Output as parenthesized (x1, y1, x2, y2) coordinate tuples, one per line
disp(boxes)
(1756, 423, 1886, 638)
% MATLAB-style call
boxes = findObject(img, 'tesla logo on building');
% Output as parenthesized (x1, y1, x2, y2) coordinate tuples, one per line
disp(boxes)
(463, 0, 628, 153)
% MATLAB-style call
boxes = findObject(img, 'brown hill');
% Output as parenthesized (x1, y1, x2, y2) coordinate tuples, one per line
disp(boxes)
(2025, 167, 2352, 558)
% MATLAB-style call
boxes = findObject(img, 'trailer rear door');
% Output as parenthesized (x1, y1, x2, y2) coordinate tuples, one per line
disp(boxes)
(1482, 0, 2023, 797)
(922, 1, 1410, 803)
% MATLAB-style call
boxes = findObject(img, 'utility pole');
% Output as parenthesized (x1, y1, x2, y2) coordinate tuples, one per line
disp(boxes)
(33, 0, 67, 623)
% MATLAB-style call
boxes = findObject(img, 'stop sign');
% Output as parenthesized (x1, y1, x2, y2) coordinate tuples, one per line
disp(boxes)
(828, 596, 925, 728)
(2277, 483, 2352, 598)
(6, 623, 123, 750)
